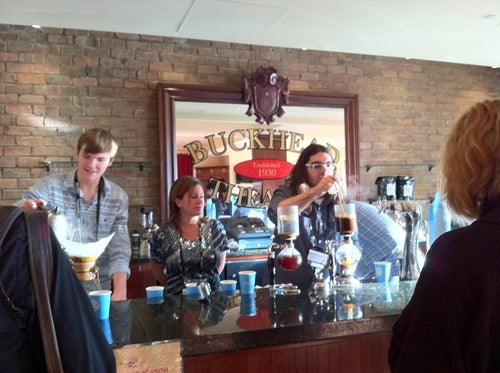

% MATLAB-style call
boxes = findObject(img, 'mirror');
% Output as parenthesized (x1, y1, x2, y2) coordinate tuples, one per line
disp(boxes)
(158, 84, 359, 225)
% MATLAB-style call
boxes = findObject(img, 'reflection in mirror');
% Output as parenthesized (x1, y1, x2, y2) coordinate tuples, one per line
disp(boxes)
(176, 102, 347, 223)
(157, 84, 359, 225)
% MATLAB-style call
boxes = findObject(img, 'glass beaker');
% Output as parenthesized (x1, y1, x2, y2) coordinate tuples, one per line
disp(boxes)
(277, 205, 299, 237)
(334, 202, 357, 237)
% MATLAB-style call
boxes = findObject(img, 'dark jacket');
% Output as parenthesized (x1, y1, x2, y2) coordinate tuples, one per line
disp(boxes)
(389, 199, 500, 372)
(0, 210, 116, 372)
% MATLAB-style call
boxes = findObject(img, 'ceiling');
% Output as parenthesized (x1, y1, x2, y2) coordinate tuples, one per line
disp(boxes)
(1, 0, 499, 68)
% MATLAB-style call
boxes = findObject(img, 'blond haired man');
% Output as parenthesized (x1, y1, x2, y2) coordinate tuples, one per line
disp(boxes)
(17, 128, 130, 300)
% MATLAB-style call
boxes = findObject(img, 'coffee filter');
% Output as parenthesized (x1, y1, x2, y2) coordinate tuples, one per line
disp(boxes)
(60, 233, 115, 260)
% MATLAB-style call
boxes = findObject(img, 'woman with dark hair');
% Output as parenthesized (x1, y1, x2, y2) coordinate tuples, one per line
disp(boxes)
(268, 143, 404, 289)
(389, 100, 500, 372)
(150, 176, 229, 295)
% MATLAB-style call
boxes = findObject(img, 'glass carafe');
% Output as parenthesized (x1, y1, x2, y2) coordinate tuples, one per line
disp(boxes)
(276, 238, 302, 271)
(335, 237, 361, 283)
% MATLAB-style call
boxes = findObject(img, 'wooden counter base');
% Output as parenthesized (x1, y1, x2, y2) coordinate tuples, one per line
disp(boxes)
(183, 332, 392, 373)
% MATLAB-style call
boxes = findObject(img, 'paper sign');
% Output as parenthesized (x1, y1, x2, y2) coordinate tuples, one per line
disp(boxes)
(307, 249, 329, 267)
(114, 341, 182, 373)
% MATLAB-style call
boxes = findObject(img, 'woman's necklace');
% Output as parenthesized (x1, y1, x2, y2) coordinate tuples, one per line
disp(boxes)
(178, 221, 207, 250)
(178, 222, 208, 280)
(180, 221, 199, 241)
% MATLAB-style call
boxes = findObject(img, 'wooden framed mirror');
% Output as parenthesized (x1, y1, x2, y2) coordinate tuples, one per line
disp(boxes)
(157, 83, 359, 224)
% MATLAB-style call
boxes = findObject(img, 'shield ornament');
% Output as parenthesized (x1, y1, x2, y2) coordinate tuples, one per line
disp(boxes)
(244, 66, 289, 124)
(253, 86, 279, 117)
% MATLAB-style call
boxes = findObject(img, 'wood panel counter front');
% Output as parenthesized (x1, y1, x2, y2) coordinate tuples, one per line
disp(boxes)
(110, 281, 415, 372)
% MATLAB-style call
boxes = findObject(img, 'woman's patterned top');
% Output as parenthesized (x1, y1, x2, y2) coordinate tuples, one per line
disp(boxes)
(150, 219, 229, 295)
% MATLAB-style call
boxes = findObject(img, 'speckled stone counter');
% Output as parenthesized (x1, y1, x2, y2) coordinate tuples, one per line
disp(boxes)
(226, 248, 268, 257)
(109, 280, 416, 358)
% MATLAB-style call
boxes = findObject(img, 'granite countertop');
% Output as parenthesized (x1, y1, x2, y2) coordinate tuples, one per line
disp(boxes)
(108, 280, 416, 357)
(226, 248, 269, 258)
(131, 249, 269, 262)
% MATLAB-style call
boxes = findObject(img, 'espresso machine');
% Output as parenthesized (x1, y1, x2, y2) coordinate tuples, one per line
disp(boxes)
(374, 175, 423, 280)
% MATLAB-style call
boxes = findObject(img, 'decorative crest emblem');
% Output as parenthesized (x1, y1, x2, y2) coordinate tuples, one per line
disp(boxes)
(243, 66, 289, 124)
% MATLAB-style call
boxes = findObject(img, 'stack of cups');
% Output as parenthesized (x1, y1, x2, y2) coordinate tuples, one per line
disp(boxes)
(238, 270, 257, 316)
(240, 294, 257, 316)
(89, 290, 113, 344)
(238, 270, 256, 294)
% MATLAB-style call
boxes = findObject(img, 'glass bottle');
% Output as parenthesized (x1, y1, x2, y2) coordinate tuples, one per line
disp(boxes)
(131, 229, 140, 259)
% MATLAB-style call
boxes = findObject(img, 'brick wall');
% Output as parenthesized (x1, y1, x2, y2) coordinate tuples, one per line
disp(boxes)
(1, 24, 499, 230)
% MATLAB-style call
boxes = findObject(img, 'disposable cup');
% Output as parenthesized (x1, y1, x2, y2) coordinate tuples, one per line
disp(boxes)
(99, 318, 113, 344)
(375, 283, 393, 302)
(220, 279, 237, 294)
(88, 290, 112, 320)
(374, 261, 392, 282)
(146, 286, 164, 298)
(185, 282, 201, 297)
(238, 270, 256, 295)
(240, 294, 257, 316)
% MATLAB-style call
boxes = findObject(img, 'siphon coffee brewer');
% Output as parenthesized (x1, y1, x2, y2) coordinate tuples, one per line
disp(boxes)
(334, 201, 362, 285)
(275, 205, 303, 271)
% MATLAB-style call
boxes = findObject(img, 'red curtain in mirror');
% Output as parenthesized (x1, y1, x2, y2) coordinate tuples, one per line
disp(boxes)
(177, 154, 193, 177)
